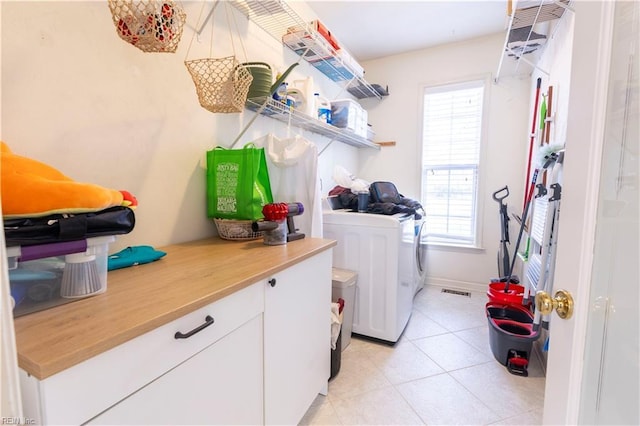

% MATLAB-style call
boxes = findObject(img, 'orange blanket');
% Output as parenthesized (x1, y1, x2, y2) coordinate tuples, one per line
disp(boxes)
(1, 142, 136, 218)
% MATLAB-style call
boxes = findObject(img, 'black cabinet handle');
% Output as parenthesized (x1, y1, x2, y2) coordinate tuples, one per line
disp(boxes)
(174, 315, 214, 339)
(268, 278, 277, 287)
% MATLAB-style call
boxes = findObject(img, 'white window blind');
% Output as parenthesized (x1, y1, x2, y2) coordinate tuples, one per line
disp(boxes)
(421, 80, 484, 245)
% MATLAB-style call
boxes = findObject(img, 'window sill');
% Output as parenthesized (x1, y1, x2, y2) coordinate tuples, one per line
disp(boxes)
(425, 242, 486, 254)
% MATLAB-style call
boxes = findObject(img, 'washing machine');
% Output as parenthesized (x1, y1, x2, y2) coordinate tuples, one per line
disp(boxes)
(323, 209, 422, 343)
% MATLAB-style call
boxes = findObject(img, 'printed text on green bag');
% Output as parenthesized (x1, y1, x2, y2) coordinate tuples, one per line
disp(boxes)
(216, 162, 239, 214)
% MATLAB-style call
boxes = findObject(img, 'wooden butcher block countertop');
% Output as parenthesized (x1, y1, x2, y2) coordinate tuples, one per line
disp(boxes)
(14, 237, 336, 380)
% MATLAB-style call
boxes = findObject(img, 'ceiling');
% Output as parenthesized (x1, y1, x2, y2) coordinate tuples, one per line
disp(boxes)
(306, 1, 509, 61)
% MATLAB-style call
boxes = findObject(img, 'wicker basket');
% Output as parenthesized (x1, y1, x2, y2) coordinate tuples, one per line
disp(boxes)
(185, 57, 253, 113)
(108, 0, 186, 53)
(213, 218, 263, 241)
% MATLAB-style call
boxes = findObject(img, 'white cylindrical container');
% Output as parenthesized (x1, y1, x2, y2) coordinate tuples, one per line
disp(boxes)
(331, 268, 357, 351)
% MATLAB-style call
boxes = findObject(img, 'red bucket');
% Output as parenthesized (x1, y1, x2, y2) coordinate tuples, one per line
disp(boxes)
(487, 282, 530, 306)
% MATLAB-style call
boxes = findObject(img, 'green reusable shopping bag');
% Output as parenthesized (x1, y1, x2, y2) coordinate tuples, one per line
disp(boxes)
(206, 143, 273, 220)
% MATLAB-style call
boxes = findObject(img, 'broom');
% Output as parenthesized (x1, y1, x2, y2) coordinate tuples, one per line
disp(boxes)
(61, 252, 103, 298)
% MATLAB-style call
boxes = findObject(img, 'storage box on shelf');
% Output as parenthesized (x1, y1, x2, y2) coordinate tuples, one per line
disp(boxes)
(331, 98, 368, 138)
(282, 29, 361, 82)
(8, 236, 115, 317)
(309, 20, 339, 50)
(282, 28, 334, 63)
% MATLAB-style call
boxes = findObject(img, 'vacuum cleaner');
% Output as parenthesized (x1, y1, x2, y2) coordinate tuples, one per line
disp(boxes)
(252, 202, 305, 245)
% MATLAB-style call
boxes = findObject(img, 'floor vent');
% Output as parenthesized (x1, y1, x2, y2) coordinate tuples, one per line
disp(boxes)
(441, 288, 471, 297)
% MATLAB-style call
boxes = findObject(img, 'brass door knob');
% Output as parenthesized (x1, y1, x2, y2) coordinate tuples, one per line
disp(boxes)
(535, 289, 574, 319)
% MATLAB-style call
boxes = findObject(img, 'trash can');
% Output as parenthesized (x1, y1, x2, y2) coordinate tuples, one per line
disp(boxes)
(331, 268, 357, 351)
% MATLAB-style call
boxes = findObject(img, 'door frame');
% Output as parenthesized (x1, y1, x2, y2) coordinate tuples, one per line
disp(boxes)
(542, 1, 615, 424)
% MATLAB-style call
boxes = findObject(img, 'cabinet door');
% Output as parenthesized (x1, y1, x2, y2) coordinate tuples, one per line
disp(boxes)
(89, 315, 264, 425)
(264, 250, 332, 425)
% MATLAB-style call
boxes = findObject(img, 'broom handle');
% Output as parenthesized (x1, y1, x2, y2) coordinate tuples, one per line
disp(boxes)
(505, 168, 538, 292)
(523, 78, 542, 211)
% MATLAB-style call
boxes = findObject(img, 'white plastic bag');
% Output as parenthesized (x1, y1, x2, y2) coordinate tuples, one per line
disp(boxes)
(332, 165, 370, 193)
(330, 302, 344, 350)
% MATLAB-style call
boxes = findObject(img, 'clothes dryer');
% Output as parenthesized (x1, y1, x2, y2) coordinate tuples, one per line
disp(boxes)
(323, 210, 419, 343)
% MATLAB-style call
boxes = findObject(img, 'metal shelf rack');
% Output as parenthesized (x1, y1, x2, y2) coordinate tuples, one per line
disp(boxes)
(245, 98, 380, 150)
(228, 0, 384, 99)
(495, 0, 573, 82)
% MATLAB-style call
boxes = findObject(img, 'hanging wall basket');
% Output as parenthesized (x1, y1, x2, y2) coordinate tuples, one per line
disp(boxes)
(185, 56, 253, 113)
(108, 0, 186, 53)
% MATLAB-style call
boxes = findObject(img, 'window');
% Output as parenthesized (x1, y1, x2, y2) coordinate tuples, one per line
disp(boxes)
(421, 80, 484, 246)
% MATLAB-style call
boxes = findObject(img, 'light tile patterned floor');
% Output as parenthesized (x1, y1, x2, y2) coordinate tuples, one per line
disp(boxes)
(301, 285, 546, 425)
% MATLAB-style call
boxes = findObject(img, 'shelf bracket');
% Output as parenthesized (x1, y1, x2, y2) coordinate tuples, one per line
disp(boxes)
(195, 0, 221, 36)
(495, 0, 574, 83)
(230, 99, 271, 149)
(318, 139, 335, 156)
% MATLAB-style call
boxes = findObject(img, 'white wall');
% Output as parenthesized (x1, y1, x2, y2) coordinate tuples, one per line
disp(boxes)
(0, 1, 359, 253)
(1, 1, 536, 289)
(358, 33, 531, 289)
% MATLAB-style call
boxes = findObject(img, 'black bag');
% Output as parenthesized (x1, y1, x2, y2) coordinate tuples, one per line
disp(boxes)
(4, 206, 135, 247)
(369, 181, 425, 220)
(370, 181, 402, 204)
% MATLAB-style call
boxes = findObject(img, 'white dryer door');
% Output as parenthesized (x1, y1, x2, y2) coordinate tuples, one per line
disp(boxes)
(414, 220, 428, 294)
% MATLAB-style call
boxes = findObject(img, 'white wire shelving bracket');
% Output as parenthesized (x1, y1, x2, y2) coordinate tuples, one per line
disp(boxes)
(495, 0, 574, 83)
(223, 0, 381, 150)
(228, 0, 385, 100)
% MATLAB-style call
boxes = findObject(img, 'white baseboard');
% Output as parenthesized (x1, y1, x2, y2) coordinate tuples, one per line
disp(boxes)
(426, 277, 487, 294)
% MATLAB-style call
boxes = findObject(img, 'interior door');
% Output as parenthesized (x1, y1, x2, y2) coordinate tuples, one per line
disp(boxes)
(542, 2, 639, 424)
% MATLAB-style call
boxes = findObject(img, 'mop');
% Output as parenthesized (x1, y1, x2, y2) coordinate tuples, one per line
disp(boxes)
(492, 185, 514, 281)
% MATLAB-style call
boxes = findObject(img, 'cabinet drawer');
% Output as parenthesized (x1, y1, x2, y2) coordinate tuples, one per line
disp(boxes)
(21, 282, 264, 425)
(88, 315, 264, 425)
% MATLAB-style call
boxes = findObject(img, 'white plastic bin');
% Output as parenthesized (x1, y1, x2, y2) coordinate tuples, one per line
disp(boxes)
(331, 267, 357, 351)
(7, 236, 115, 317)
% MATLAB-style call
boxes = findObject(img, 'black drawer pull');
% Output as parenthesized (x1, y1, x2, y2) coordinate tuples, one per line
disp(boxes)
(268, 278, 277, 287)
(174, 315, 214, 339)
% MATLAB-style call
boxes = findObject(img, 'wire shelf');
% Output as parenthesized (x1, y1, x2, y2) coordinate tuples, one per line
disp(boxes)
(245, 97, 380, 149)
(495, 0, 573, 82)
(229, 0, 383, 99)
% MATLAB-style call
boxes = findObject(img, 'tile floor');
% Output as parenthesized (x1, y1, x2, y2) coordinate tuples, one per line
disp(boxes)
(301, 285, 546, 425)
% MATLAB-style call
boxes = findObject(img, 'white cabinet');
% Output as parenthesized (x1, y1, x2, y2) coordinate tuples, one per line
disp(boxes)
(19, 246, 334, 426)
(264, 250, 332, 425)
(89, 315, 263, 425)
(20, 283, 264, 425)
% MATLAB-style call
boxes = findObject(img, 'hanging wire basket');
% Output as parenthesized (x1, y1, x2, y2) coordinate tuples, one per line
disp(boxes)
(184, 56, 253, 113)
(108, 0, 186, 53)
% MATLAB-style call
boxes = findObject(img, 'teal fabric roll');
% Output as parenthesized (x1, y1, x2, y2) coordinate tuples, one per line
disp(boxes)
(108, 246, 166, 271)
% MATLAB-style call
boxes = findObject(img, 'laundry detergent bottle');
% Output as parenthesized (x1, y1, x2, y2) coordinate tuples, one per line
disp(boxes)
(293, 76, 315, 116)
(314, 93, 331, 124)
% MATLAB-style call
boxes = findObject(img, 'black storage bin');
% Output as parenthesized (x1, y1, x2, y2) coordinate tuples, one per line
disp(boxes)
(330, 329, 342, 380)
(486, 303, 540, 376)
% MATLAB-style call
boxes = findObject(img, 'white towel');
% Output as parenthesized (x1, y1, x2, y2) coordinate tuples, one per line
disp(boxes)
(254, 133, 323, 238)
